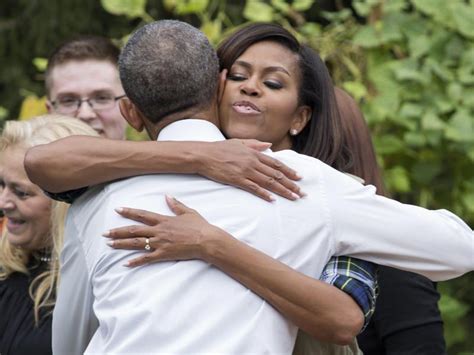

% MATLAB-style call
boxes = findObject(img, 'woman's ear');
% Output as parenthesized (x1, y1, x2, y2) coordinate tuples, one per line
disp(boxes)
(119, 98, 144, 132)
(289, 106, 312, 136)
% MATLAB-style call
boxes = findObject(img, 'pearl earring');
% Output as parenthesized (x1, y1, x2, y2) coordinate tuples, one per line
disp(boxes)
(290, 129, 298, 136)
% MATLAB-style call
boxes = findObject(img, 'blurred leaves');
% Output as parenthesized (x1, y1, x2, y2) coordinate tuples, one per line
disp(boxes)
(244, 0, 275, 22)
(1, 0, 473, 349)
(101, 0, 153, 21)
(18, 95, 47, 120)
(32, 57, 47, 72)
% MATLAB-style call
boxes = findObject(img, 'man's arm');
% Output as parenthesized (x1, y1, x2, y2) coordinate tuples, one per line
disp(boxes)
(53, 214, 98, 355)
(323, 165, 473, 281)
(24, 135, 302, 201)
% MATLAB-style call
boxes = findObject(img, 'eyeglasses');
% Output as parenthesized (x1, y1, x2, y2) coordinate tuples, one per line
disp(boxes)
(50, 94, 126, 115)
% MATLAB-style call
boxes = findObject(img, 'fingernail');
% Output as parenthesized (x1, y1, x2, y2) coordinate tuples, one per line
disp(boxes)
(102, 230, 110, 237)
(291, 192, 300, 200)
(299, 191, 307, 198)
(269, 195, 276, 202)
(295, 173, 303, 179)
(106, 241, 114, 247)
(115, 207, 124, 214)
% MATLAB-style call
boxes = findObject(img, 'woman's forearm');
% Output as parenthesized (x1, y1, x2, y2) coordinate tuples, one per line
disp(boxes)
(25, 136, 302, 201)
(24, 136, 199, 192)
(108, 201, 366, 344)
(201, 227, 364, 345)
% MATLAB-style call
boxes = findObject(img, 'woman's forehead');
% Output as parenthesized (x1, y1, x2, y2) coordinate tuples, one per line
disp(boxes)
(236, 41, 299, 72)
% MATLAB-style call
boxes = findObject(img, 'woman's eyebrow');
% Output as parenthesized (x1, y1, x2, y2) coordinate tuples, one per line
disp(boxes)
(234, 60, 291, 77)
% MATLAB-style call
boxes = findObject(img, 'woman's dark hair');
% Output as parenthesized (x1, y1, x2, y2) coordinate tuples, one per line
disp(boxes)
(335, 88, 387, 196)
(217, 23, 352, 171)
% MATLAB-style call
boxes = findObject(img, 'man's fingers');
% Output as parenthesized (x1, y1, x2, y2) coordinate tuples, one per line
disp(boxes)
(104, 225, 154, 239)
(115, 207, 163, 225)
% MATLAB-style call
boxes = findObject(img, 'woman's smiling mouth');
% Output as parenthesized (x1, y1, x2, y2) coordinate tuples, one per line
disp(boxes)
(6, 217, 26, 233)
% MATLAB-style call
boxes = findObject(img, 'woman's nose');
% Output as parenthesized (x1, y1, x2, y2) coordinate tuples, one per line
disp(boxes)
(0, 188, 15, 211)
(240, 79, 261, 97)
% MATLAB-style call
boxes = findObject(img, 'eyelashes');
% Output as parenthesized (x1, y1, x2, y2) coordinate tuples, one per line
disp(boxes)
(227, 73, 283, 90)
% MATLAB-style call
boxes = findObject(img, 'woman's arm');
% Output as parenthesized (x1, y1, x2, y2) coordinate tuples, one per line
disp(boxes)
(24, 136, 303, 202)
(105, 196, 375, 345)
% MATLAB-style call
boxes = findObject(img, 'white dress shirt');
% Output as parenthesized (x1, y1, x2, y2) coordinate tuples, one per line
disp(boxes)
(53, 119, 473, 355)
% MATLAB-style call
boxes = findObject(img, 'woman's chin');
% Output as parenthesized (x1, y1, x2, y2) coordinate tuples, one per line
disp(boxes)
(224, 124, 262, 141)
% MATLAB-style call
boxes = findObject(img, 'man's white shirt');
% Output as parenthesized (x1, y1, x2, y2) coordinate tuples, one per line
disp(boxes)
(53, 119, 473, 355)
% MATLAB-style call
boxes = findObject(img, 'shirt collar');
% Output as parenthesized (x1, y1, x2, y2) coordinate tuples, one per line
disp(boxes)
(156, 119, 225, 142)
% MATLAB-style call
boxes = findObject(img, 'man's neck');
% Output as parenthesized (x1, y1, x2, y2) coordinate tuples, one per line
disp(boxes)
(146, 102, 219, 140)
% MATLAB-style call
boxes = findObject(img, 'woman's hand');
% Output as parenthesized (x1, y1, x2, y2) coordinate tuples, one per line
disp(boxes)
(196, 139, 305, 202)
(104, 196, 365, 344)
(104, 196, 225, 267)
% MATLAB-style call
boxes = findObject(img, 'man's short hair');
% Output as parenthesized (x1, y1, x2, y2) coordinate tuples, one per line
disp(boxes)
(119, 20, 219, 124)
(45, 36, 120, 96)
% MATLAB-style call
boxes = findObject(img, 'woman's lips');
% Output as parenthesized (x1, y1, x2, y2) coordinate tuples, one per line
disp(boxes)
(232, 101, 261, 115)
(6, 217, 26, 234)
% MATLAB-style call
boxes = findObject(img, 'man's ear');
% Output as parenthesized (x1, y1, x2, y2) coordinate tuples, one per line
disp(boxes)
(290, 106, 312, 136)
(119, 98, 144, 132)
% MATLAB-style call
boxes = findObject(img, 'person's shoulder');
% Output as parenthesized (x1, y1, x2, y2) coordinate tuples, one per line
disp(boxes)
(271, 150, 372, 196)
(269, 149, 326, 169)
(72, 176, 144, 205)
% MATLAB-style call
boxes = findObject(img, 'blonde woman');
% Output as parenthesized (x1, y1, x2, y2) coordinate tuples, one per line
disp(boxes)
(0, 115, 97, 355)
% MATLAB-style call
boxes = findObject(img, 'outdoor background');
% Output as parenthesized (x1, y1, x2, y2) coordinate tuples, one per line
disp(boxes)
(1, 0, 473, 352)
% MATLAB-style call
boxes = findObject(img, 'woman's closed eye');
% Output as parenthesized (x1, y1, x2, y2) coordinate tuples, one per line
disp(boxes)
(13, 187, 30, 199)
(227, 73, 247, 81)
(228, 73, 283, 90)
(264, 80, 283, 90)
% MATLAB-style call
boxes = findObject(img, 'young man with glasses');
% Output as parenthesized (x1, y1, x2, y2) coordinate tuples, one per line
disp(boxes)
(45, 36, 127, 140)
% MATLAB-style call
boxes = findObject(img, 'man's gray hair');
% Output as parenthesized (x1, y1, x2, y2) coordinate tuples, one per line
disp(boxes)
(119, 20, 219, 123)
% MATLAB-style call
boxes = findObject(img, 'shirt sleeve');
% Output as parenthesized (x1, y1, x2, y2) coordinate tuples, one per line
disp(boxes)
(320, 163, 474, 281)
(52, 210, 98, 355)
(320, 256, 378, 331)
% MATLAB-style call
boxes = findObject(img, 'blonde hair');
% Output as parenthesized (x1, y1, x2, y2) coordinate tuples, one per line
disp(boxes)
(0, 114, 98, 323)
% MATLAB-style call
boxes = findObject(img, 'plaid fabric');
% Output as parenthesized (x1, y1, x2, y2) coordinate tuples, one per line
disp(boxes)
(320, 256, 378, 331)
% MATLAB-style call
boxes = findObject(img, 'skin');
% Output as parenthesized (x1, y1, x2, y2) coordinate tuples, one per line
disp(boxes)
(46, 60, 127, 140)
(0, 147, 51, 251)
(104, 41, 364, 345)
(24, 42, 365, 344)
(219, 41, 311, 151)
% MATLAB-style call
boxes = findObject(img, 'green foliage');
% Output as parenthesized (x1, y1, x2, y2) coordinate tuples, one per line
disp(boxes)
(101, 0, 150, 19)
(1, 0, 472, 350)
